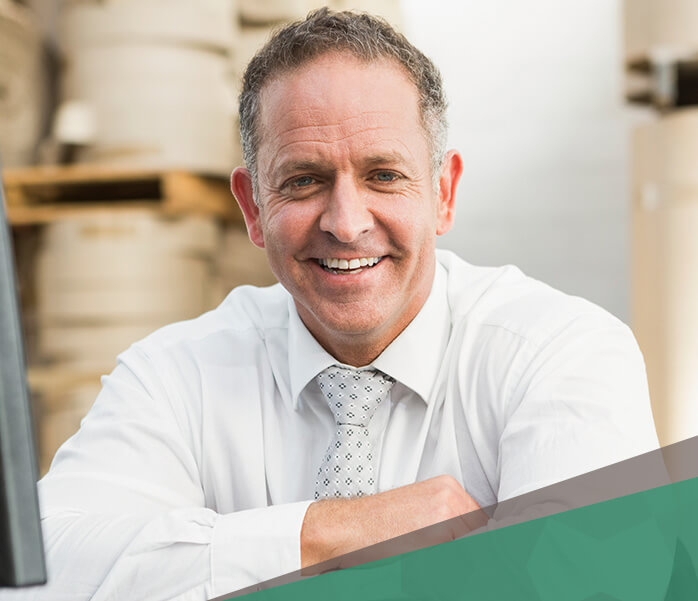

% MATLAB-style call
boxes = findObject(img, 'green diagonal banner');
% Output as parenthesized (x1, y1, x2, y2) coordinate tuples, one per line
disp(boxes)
(218, 438, 698, 600)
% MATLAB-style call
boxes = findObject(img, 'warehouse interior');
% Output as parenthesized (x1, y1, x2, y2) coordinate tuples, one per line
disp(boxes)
(1, 0, 696, 473)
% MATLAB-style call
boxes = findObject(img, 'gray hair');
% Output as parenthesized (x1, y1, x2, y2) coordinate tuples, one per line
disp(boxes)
(238, 7, 448, 200)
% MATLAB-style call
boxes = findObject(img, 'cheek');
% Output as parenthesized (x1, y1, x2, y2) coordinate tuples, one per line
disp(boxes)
(384, 204, 437, 249)
(261, 203, 318, 256)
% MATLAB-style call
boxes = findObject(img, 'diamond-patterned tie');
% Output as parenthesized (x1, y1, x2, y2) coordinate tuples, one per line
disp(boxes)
(314, 365, 395, 500)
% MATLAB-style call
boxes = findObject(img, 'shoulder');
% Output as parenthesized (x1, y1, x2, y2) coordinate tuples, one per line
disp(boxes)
(98, 283, 291, 435)
(126, 282, 291, 364)
(436, 252, 656, 498)
(436, 249, 629, 347)
(436, 249, 645, 418)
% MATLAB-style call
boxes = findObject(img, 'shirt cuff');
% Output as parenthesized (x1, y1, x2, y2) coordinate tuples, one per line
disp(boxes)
(210, 499, 314, 597)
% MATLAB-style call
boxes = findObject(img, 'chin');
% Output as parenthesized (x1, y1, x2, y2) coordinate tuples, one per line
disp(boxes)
(314, 303, 389, 335)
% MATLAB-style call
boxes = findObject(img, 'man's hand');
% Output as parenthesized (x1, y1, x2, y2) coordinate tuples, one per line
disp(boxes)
(300, 475, 482, 568)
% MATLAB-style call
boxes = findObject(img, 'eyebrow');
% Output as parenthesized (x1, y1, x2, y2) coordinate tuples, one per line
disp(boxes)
(361, 152, 411, 168)
(276, 160, 329, 176)
(272, 151, 414, 181)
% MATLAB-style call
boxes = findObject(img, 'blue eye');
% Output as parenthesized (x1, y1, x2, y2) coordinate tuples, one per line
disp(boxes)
(293, 176, 315, 187)
(374, 172, 398, 182)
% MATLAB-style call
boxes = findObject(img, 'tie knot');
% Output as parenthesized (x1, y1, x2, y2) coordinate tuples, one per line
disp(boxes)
(316, 365, 394, 427)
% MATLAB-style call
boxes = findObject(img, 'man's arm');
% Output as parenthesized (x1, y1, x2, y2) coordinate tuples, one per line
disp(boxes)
(300, 475, 481, 568)
(0, 347, 312, 600)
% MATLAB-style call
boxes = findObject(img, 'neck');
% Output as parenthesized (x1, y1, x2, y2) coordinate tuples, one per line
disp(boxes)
(319, 335, 391, 368)
(296, 291, 432, 368)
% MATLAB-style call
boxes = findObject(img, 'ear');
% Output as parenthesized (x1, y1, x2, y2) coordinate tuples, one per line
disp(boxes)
(231, 167, 265, 248)
(435, 150, 463, 236)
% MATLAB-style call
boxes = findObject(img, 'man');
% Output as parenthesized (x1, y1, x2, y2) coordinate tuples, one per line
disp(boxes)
(4, 8, 658, 600)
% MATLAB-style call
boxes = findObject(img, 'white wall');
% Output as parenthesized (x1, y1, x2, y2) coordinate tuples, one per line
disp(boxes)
(403, 0, 634, 321)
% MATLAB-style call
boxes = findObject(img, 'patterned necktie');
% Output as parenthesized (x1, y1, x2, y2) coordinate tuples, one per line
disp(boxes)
(314, 365, 395, 500)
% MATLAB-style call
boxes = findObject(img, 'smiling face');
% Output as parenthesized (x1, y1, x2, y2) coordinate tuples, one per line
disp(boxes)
(232, 53, 462, 366)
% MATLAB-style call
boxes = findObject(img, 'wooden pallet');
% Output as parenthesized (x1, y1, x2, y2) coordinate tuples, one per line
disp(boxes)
(2, 165, 243, 225)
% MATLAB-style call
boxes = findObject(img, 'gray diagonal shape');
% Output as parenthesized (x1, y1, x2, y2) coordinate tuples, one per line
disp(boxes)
(211, 436, 698, 601)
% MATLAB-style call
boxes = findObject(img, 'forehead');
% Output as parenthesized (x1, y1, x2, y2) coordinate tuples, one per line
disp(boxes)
(256, 53, 424, 158)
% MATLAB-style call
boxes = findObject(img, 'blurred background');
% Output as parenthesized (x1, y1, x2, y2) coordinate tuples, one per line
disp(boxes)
(0, 0, 696, 474)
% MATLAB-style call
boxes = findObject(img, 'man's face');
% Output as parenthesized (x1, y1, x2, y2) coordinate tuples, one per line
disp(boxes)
(233, 53, 461, 363)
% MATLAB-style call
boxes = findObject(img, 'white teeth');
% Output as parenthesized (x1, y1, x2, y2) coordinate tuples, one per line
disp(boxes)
(318, 257, 382, 270)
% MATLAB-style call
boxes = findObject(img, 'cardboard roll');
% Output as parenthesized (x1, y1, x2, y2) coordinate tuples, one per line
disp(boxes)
(0, 1, 43, 166)
(200, 0, 239, 21)
(74, 120, 238, 176)
(40, 212, 220, 258)
(58, 43, 238, 173)
(28, 366, 106, 403)
(40, 406, 90, 470)
(36, 212, 220, 321)
(238, 0, 316, 25)
(55, 99, 237, 175)
(74, 136, 240, 176)
(39, 388, 101, 474)
(232, 24, 277, 77)
(625, 0, 698, 61)
(212, 227, 276, 302)
(630, 110, 698, 190)
(38, 378, 103, 413)
(60, 76, 237, 128)
(61, 43, 237, 105)
(37, 251, 214, 286)
(232, 1, 404, 75)
(37, 376, 104, 475)
(237, 0, 400, 26)
(59, 0, 235, 53)
(333, 0, 403, 29)
(38, 322, 167, 366)
(632, 190, 698, 447)
(238, 0, 402, 27)
(36, 262, 215, 323)
(216, 227, 275, 284)
(631, 115, 698, 447)
(36, 213, 218, 321)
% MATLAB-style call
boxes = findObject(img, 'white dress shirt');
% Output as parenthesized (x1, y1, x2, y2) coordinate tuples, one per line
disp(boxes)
(4, 250, 659, 600)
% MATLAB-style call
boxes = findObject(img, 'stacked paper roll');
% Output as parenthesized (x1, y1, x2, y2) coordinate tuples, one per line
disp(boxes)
(213, 226, 276, 303)
(233, 23, 280, 79)
(238, 0, 311, 24)
(37, 377, 102, 473)
(631, 110, 698, 447)
(35, 210, 220, 369)
(624, 0, 698, 61)
(56, 0, 240, 174)
(0, 0, 43, 166)
(33, 209, 221, 472)
(238, 0, 402, 25)
(333, 0, 403, 29)
(233, 0, 403, 78)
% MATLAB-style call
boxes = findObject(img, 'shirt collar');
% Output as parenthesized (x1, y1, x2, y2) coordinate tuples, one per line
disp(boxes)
(287, 260, 451, 409)
(372, 261, 450, 404)
(287, 298, 336, 411)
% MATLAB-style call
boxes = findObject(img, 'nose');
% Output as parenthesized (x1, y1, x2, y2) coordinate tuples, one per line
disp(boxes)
(319, 175, 373, 243)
